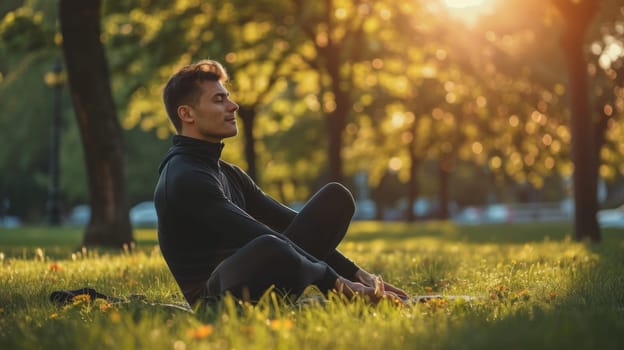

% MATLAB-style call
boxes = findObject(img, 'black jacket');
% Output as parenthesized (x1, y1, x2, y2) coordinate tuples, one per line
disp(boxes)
(154, 135, 355, 303)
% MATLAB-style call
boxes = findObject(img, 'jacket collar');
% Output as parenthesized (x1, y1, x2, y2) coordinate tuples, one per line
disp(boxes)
(158, 135, 224, 173)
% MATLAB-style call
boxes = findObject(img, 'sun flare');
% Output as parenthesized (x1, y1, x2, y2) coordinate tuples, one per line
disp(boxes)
(444, 0, 488, 8)
(443, 0, 494, 24)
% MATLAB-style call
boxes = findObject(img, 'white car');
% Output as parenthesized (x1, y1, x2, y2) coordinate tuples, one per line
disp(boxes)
(453, 206, 482, 224)
(0, 215, 21, 228)
(354, 199, 376, 220)
(598, 205, 624, 228)
(67, 205, 90, 226)
(130, 201, 158, 228)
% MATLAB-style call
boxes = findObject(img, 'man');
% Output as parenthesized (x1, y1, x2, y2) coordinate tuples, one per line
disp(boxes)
(154, 59, 407, 307)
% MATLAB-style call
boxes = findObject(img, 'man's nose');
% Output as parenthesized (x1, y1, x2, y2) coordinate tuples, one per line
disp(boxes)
(229, 100, 239, 111)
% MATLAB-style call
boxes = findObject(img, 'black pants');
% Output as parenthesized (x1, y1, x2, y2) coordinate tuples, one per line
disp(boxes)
(205, 183, 355, 301)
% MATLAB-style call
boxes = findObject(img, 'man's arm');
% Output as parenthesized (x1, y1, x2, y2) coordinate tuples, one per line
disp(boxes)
(228, 164, 296, 232)
(172, 167, 337, 271)
(227, 166, 407, 297)
(233, 169, 361, 277)
(181, 175, 405, 303)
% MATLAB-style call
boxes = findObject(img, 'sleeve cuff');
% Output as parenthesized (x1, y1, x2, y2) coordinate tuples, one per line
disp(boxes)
(316, 266, 339, 293)
(324, 249, 360, 280)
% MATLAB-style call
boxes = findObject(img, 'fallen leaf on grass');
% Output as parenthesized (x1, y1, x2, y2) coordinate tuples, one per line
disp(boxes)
(109, 310, 121, 323)
(188, 324, 213, 339)
(98, 302, 112, 312)
(269, 319, 294, 331)
(72, 294, 91, 304)
(48, 262, 61, 272)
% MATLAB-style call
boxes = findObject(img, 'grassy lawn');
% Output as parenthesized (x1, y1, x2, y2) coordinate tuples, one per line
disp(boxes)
(1, 222, 623, 349)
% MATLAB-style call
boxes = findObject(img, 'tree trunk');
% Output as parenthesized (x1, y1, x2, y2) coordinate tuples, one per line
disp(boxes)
(593, 65, 624, 183)
(238, 106, 258, 182)
(438, 153, 452, 220)
(326, 84, 348, 183)
(594, 98, 609, 153)
(60, 0, 133, 247)
(406, 147, 421, 222)
(554, 0, 601, 242)
(324, 45, 348, 183)
(374, 201, 384, 221)
(327, 109, 346, 183)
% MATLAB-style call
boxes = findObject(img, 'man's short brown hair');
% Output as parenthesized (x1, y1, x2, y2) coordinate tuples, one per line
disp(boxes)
(163, 60, 229, 133)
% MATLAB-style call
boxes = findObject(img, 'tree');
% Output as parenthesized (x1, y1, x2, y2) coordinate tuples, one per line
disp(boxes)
(586, 2, 624, 206)
(223, 12, 297, 182)
(553, 0, 601, 242)
(0, 2, 71, 221)
(59, 0, 133, 247)
(101, 1, 276, 182)
(289, 0, 377, 183)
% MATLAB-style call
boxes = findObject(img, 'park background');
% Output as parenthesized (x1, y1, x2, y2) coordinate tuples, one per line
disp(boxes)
(1, 0, 624, 244)
(1, 1, 624, 349)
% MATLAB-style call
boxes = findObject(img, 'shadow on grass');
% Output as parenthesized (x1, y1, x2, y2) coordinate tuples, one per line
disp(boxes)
(428, 230, 624, 350)
(347, 221, 584, 244)
(345, 221, 624, 348)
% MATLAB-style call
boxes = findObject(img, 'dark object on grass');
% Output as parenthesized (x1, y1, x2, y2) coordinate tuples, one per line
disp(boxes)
(408, 294, 481, 303)
(49, 287, 124, 304)
(49, 287, 193, 313)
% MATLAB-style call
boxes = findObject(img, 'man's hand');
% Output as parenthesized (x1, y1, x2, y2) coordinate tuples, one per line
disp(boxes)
(353, 269, 409, 300)
(334, 277, 383, 303)
(334, 275, 405, 305)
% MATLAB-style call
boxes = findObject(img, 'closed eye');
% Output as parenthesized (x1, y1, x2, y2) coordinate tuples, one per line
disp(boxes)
(213, 92, 229, 103)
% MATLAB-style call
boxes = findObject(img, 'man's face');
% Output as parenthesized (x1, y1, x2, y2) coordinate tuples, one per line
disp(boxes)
(179, 80, 239, 142)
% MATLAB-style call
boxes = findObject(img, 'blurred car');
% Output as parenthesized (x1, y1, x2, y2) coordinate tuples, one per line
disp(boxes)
(67, 202, 158, 228)
(484, 204, 511, 223)
(67, 204, 90, 226)
(354, 199, 376, 220)
(130, 201, 158, 228)
(598, 205, 624, 228)
(408, 197, 458, 220)
(413, 198, 434, 219)
(0, 215, 21, 228)
(453, 206, 482, 224)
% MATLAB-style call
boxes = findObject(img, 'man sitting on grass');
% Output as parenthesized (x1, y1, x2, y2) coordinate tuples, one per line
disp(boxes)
(154, 59, 407, 307)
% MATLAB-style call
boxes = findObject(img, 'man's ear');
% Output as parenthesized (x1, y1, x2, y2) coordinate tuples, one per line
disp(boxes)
(177, 105, 194, 124)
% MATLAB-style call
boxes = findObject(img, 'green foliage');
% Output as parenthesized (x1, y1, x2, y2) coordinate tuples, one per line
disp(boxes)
(58, 119, 87, 204)
(0, 50, 65, 219)
(3, 0, 624, 221)
(124, 127, 173, 204)
(1, 222, 623, 349)
(0, 13, 46, 51)
(0, 0, 183, 217)
(0, 2, 64, 219)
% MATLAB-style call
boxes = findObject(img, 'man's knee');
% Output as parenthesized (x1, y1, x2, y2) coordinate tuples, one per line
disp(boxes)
(323, 182, 355, 212)
(207, 235, 302, 296)
(248, 235, 299, 262)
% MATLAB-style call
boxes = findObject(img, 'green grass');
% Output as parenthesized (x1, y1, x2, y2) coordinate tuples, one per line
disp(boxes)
(1, 222, 623, 349)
